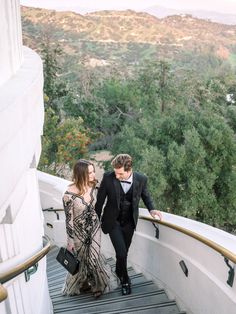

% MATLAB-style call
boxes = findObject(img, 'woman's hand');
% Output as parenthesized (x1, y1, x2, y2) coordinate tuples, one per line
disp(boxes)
(67, 242, 74, 253)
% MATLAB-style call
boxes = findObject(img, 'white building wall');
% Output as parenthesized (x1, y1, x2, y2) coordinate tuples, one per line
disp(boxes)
(127, 209, 236, 314)
(0, 1, 52, 313)
(0, 0, 23, 86)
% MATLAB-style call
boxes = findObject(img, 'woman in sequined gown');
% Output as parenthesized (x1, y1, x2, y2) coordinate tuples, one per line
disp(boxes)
(62, 159, 117, 298)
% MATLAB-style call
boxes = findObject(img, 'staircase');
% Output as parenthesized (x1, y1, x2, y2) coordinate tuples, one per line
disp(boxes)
(47, 246, 186, 314)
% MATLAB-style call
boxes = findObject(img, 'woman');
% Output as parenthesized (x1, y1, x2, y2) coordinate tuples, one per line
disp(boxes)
(62, 159, 117, 298)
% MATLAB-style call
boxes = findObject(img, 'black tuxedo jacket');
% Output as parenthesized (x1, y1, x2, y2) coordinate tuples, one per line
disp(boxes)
(95, 171, 155, 234)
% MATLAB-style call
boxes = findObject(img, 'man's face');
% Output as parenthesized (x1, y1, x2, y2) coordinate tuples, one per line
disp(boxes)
(114, 167, 132, 180)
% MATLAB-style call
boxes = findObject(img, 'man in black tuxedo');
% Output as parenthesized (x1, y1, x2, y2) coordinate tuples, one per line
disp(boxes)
(95, 154, 162, 295)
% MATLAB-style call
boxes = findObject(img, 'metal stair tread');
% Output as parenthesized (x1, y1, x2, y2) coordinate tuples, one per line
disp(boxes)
(48, 272, 146, 290)
(54, 296, 177, 313)
(53, 288, 168, 309)
(47, 246, 183, 314)
(51, 280, 157, 303)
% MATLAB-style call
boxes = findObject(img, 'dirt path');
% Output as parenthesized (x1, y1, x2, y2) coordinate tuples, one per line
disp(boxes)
(90, 150, 113, 181)
(61, 150, 112, 181)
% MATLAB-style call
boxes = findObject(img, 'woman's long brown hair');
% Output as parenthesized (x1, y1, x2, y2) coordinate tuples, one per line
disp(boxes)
(71, 159, 97, 195)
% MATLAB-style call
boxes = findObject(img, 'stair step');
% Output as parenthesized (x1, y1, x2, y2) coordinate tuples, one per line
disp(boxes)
(51, 280, 155, 303)
(54, 292, 173, 313)
(48, 269, 145, 288)
(47, 266, 135, 283)
(47, 246, 184, 314)
(49, 272, 148, 297)
(53, 283, 164, 305)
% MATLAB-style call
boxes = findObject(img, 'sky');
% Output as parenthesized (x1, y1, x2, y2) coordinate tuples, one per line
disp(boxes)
(20, 0, 236, 14)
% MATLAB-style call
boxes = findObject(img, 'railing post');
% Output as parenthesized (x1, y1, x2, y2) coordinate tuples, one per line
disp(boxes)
(224, 257, 235, 287)
(24, 263, 38, 282)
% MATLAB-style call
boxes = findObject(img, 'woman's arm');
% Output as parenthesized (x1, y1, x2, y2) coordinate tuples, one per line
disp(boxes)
(63, 194, 75, 252)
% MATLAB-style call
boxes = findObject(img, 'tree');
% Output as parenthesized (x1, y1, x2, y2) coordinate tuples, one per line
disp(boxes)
(109, 96, 236, 229)
(40, 37, 69, 115)
(38, 108, 91, 177)
(38, 38, 92, 177)
(136, 60, 177, 113)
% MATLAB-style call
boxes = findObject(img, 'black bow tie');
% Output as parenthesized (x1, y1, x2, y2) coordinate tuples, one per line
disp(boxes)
(120, 180, 131, 184)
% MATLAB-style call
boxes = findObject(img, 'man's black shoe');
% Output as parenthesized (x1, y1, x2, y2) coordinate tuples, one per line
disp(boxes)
(121, 282, 131, 295)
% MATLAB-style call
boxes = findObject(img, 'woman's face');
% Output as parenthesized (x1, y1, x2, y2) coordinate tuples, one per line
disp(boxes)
(88, 164, 95, 182)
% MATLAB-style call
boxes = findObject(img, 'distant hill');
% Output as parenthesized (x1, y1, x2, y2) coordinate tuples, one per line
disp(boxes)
(30, 4, 236, 26)
(143, 5, 236, 25)
(21, 6, 236, 78)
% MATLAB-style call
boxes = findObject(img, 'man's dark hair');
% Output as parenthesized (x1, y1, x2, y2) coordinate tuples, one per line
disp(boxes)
(111, 154, 132, 171)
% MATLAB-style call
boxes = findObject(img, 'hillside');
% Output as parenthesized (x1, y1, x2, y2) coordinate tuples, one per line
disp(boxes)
(21, 6, 236, 75)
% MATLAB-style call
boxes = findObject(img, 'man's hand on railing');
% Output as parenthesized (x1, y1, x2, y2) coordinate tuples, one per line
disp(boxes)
(150, 210, 162, 220)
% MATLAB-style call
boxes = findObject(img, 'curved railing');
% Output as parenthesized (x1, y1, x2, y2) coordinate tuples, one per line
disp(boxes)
(43, 207, 236, 264)
(139, 215, 236, 264)
(43, 208, 63, 212)
(42, 207, 64, 222)
(0, 236, 51, 302)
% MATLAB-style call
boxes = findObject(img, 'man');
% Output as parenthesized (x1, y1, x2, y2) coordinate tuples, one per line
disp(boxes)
(95, 154, 162, 296)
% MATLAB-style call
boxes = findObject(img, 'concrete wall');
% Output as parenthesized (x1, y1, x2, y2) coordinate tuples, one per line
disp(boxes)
(0, 1, 52, 313)
(128, 209, 236, 314)
(0, 0, 23, 86)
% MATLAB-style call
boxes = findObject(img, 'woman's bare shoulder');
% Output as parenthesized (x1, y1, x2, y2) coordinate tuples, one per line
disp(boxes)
(66, 184, 79, 194)
(63, 184, 78, 200)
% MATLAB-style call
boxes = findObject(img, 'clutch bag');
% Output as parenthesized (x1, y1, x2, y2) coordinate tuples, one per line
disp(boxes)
(56, 247, 80, 275)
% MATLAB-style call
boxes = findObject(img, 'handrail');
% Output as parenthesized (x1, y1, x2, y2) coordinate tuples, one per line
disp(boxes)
(43, 207, 64, 220)
(139, 215, 236, 264)
(0, 236, 51, 303)
(42, 207, 64, 212)
(42, 209, 236, 263)
(0, 285, 8, 302)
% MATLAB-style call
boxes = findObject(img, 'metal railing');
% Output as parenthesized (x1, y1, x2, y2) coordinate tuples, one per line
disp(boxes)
(139, 215, 236, 264)
(43, 207, 236, 264)
(42, 207, 236, 286)
(42, 207, 64, 220)
(0, 236, 51, 302)
(140, 215, 236, 287)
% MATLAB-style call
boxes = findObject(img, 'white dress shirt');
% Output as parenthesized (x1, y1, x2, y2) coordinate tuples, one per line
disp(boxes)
(120, 173, 133, 194)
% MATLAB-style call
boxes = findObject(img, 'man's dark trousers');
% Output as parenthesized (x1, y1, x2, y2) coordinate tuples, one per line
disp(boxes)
(109, 222, 134, 283)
